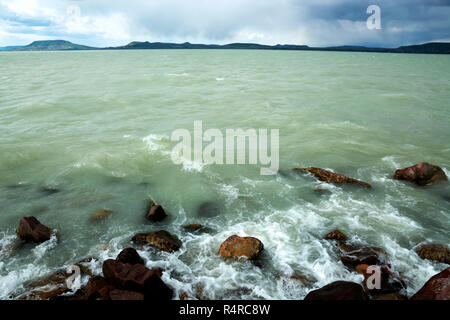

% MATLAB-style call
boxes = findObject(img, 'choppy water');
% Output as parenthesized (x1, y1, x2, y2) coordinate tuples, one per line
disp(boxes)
(0, 50, 449, 300)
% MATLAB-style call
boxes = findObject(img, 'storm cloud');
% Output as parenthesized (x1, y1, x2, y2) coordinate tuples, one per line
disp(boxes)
(1, 0, 449, 47)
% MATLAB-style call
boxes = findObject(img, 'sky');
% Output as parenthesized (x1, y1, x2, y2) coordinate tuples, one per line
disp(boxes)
(0, 0, 449, 48)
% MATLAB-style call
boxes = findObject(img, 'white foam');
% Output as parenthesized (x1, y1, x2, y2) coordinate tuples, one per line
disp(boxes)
(142, 133, 167, 151)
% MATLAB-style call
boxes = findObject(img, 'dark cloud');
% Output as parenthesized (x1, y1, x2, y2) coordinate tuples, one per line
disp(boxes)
(0, 0, 449, 47)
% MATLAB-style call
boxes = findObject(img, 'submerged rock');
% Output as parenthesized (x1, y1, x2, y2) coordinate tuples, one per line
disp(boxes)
(20, 269, 72, 300)
(415, 244, 450, 264)
(183, 224, 211, 234)
(411, 268, 450, 300)
(324, 229, 348, 241)
(91, 209, 113, 222)
(394, 162, 447, 186)
(304, 281, 368, 300)
(338, 242, 388, 268)
(293, 167, 371, 188)
(132, 230, 182, 253)
(146, 200, 167, 222)
(116, 248, 145, 265)
(218, 235, 264, 260)
(197, 201, 221, 217)
(16, 216, 52, 243)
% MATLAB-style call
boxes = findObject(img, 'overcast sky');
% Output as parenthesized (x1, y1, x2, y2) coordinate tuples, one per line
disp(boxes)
(1, 0, 449, 47)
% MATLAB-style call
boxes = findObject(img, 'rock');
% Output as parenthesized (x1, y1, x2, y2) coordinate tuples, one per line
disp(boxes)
(324, 230, 348, 241)
(304, 281, 368, 300)
(218, 235, 264, 260)
(83, 276, 113, 300)
(394, 162, 447, 186)
(21, 270, 71, 300)
(416, 244, 450, 264)
(338, 242, 387, 268)
(370, 292, 408, 300)
(411, 268, 450, 300)
(183, 224, 211, 234)
(102, 259, 173, 299)
(293, 167, 371, 188)
(40, 186, 61, 195)
(132, 230, 182, 253)
(116, 248, 145, 265)
(91, 209, 112, 221)
(361, 265, 407, 294)
(146, 200, 167, 222)
(109, 289, 145, 300)
(16, 216, 52, 243)
(197, 201, 221, 217)
(75, 257, 98, 276)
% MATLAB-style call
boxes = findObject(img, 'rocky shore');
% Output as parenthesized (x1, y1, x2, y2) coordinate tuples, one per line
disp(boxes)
(8, 162, 450, 300)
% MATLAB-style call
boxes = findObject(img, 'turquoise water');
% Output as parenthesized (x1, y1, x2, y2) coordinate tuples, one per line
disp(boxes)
(0, 50, 449, 299)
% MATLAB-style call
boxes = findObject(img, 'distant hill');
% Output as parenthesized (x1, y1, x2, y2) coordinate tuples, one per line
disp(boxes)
(13, 40, 96, 51)
(1, 40, 448, 54)
(0, 46, 22, 51)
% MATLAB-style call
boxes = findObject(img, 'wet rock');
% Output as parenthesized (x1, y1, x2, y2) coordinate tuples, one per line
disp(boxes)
(116, 248, 145, 265)
(102, 259, 173, 299)
(218, 235, 264, 260)
(415, 244, 450, 264)
(304, 281, 368, 300)
(394, 162, 447, 186)
(183, 224, 211, 234)
(75, 258, 97, 276)
(109, 289, 145, 300)
(91, 209, 112, 221)
(21, 270, 71, 300)
(370, 292, 408, 300)
(40, 186, 61, 195)
(359, 264, 406, 294)
(132, 230, 182, 253)
(293, 167, 371, 188)
(16, 216, 52, 243)
(313, 188, 332, 196)
(338, 242, 387, 268)
(146, 200, 167, 222)
(197, 202, 221, 218)
(83, 276, 113, 300)
(411, 268, 450, 300)
(324, 230, 348, 241)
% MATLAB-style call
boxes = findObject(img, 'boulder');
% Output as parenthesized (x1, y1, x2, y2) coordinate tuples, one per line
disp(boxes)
(370, 292, 408, 300)
(358, 264, 406, 294)
(324, 230, 348, 241)
(116, 248, 145, 265)
(304, 281, 368, 300)
(197, 202, 221, 217)
(411, 268, 450, 300)
(21, 270, 70, 300)
(394, 162, 447, 186)
(109, 289, 145, 300)
(16, 216, 52, 243)
(132, 230, 181, 253)
(415, 244, 450, 264)
(91, 209, 112, 221)
(218, 235, 264, 260)
(146, 200, 167, 222)
(83, 276, 113, 300)
(293, 167, 371, 188)
(338, 242, 387, 268)
(102, 259, 173, 299)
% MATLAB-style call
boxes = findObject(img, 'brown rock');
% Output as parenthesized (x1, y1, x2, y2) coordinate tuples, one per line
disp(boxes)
(362, 265, 407, 294)
(394, 162, 447, 186)
(218, 235, 264, 260)
(338, 242, 387, 268)
(293, 167, 371, 188)
(146, 200, 167, 222)
(102, 259, 173, 299)
(416, 244, 450, 264)
(370, 292, 408, 300)
(91, 209, 112, 221)
(324, 230, 348, 241)
(411, 268, 450, 300)
(116, 248, 145, 265)
(304, 281, 368, 300)
(183, 224, 211, 233)
(83, 276, 113, 300)
(21, 270, 70, 300)
(109, 289, 145, 300)
(132, 230, 181, 253)
(16, 216, 52, 243)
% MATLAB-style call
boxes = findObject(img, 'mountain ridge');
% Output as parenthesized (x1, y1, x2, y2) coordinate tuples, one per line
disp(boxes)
(2, 40, 449, 54)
